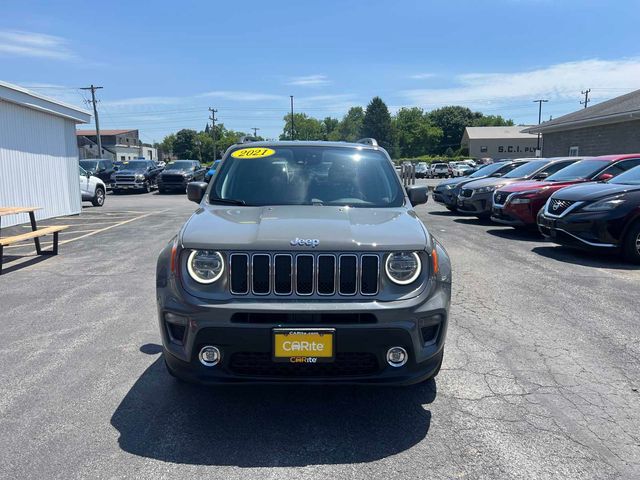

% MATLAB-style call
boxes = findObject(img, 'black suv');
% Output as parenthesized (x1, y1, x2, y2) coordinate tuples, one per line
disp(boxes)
(113, 160, 163, 193)
(157, 160, 206, 193)
(79, 159, 116, 189)
(538, 164, 640, 263)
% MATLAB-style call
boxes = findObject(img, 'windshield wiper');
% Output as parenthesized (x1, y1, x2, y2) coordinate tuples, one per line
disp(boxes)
(209, 197, 247, 206)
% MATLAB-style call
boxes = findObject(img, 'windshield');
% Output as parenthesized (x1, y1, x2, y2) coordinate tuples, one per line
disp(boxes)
(502, 160, 547, 178)
(211, 146, 403, 207)
(165, 161, 194, 170)
(609, 165, 640, 185)
(122, 161, 148, 170)
(546, 159, 606, 182)
(469, 162, 504, 178)
(79, 161, 98, 171)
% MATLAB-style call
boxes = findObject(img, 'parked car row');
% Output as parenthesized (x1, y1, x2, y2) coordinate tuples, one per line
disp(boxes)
(433, 155, 640, 263)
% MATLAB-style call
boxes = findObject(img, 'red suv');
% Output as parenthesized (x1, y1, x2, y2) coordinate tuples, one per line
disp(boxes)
(491, 154, 640, 228)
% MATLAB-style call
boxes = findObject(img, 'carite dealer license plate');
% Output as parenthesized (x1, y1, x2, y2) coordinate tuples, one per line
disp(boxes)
(273, 328, 335, 363)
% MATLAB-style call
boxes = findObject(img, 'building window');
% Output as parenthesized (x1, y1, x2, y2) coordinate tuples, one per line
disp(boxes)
(569, 146, 579, 156)
(480, 146, 488, 153)
(120, 156, 125, 161)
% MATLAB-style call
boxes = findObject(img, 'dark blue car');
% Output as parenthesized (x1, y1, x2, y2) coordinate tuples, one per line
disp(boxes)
(205, 160, 221, 182)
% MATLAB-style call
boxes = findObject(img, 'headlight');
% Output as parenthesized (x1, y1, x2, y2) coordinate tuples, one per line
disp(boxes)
(385, 252, 421, 285)
(187, 250, 224, 283)
(582, 197, 626, 211)
(135, 174, 145, 181)
(445, 184, 456, 190)
(476, 184, 502, 194)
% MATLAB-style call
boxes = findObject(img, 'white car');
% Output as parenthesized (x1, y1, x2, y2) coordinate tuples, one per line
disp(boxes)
(430, 163, 449, 178)
(79, 166, 106, 207)
(451, 163, 473, 177)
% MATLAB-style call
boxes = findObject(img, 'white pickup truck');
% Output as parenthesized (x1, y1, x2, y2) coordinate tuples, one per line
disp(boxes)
(79, 166, 106, 207)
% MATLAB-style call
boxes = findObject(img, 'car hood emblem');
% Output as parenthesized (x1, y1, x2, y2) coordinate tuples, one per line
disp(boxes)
(290, 238, 320, 248)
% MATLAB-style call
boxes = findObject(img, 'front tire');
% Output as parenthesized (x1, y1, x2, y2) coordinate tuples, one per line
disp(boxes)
(622, 221, 640, 264)
(91, 187, 105, 207)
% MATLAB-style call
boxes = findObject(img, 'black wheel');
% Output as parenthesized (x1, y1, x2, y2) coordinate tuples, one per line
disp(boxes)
(143, 181, 151, 193)
(92, 187, 105, 206)
(158, 187, 166, 194)
(445, 205, 457, 212)
(622, 220, 640, 264)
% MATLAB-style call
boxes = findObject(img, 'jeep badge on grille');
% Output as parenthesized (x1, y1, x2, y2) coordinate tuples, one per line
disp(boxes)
(290, 238, 320, 248)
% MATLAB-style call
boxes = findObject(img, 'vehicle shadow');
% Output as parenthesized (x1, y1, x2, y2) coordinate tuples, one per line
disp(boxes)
(487, 228, 542, 242)
(428, 210, 459, 217)
(111, 354, 436, 467)
(453, 217, 493, 226)
(532, 246, 640, 270)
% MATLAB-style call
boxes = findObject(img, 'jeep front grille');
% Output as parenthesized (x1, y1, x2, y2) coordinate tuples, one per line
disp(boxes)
(229, 252, 380, 296)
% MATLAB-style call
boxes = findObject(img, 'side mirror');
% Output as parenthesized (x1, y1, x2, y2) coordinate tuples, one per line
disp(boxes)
(406, 185, 428, 206)
(187, 181, 208, 203)
(598, 173, 614, 182)
(85, 171, 91, 178)
(491, 172, 504, 177)
(534, 172, 550, 180)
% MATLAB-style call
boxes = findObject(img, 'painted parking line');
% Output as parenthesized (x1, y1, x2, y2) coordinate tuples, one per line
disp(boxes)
(4, 210, 166, 249)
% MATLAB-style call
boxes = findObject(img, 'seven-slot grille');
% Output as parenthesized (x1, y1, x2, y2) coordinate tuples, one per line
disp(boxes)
(493, 191, 509, 205)
(547, 198, 575, 216)
(229, 253, 380, 296)
(461, 188, 473, 198)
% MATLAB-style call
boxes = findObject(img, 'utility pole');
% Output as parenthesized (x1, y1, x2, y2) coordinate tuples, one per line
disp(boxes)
(80, 85, 104, 157)
(581, 89, 591, 109)
(290, 95, 295, 140)
(252, 127, 260, 138)
(533, 99, 548, 154)
(208, 107, 218, 160)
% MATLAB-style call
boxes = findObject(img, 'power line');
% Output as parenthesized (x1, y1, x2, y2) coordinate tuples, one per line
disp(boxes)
(79, 85, 104, 156)
(580, 89, 591, 109)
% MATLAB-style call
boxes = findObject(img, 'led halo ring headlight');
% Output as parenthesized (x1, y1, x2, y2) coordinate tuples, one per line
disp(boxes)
(187, 250, 224, 284)
(385, 252, 422, 285)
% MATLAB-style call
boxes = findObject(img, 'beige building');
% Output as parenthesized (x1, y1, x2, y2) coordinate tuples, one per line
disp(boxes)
(461, 126, 539, 159)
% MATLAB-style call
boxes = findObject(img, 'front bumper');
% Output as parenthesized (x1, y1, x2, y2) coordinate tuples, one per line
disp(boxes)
(114, 181, 146, 190)
(457, 192, 492, 215)
(158, 284, 450, 385)
(158, 179, 189, 190)
(433, 188, 457, 207)
(537, 210, 624, 251)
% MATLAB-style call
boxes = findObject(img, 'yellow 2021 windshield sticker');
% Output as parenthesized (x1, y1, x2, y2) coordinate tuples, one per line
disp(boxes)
(231, 147, 276, 159)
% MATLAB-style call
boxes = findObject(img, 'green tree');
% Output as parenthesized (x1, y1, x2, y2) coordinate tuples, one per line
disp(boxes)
(394, 107, 443, 157)
(337, 106, 364, 142)
(280, 113, 324, 140)
(362, 97, 393, 151)
(159, 133, 176, 158)
(472, 115, 514, 127)
(428, 106, 478, 154)
(322, 117, 340, 140)
(172, 129, 199, 159)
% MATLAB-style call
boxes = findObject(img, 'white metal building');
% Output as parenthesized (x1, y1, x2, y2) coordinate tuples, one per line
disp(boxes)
(0, 81, 91, 227)
(461, 126, 539, 159)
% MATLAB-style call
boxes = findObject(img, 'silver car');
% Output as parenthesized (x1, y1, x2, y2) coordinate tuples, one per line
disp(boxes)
(156, 139, 451, 385)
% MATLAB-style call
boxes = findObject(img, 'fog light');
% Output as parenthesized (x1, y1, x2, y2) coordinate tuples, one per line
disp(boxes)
(199, 346, 221, 367)
(386, 346, 408, 368)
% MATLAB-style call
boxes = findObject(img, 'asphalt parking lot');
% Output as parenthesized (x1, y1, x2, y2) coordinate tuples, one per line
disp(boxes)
(1, 185, 639, 479)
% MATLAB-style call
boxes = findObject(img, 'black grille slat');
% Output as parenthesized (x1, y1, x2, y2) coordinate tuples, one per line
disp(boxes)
(339, 255, 357, 295)
(252, 255, 270, 294)
(230, 352, 379, 377)
(274, 255, 292, 295)
(161, 174, 185, 182)
(230, 254, 249, 294)
(296, 255, 314, 295)
(360, 255, 379, 295)
(317, 255, 336, 295)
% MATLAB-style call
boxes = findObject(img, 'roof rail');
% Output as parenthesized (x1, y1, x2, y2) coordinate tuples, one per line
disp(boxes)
(237, 135, 259, 144)
(356, 138, 378, 147)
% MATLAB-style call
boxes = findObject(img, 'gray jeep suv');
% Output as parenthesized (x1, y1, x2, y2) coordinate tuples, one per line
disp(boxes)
(156, 140, 451, 385)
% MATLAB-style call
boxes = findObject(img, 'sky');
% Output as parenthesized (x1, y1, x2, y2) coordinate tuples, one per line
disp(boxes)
(2, 0, 640, 143)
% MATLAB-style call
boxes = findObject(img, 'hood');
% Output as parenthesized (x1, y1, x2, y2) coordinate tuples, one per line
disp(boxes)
(499, 178, 588, 194)
(161, 169, 191, 175)
(181, 205, 429, 252)
(462, 177, 522, 190)
(116, 168, 147, 175)
(551, 182, 640, 202)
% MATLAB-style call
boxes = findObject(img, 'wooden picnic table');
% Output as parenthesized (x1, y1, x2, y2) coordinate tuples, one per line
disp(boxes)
(0, 206, 68, 274)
